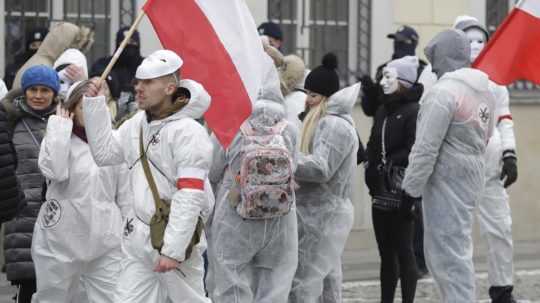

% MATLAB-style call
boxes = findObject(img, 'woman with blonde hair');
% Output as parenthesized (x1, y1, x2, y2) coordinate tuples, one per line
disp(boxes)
(32, 80, 130, 302)
(289, 54, 360, 303)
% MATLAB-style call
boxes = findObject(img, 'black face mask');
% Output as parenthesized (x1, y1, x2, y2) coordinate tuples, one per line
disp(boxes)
(392, 41, 416, 60)
(117, 45, 141, 66)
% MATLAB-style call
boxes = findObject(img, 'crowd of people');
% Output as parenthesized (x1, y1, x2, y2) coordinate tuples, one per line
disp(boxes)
(0, 15, 520, 303)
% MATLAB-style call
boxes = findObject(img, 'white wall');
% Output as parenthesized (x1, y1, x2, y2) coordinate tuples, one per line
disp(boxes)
(136, 0, 163, 56)
(370, 0, 395, 75)
(245, 0, 268, 25)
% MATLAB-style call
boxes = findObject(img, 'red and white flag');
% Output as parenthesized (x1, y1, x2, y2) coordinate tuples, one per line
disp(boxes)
(473, 0, 540, 85)
(143, 0, 269, 147)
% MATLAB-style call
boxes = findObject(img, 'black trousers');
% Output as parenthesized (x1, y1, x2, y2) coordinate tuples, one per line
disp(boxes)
(372, 206, 418, 303)
(413, 201, 428, 274)
(15, 279, 36, 303)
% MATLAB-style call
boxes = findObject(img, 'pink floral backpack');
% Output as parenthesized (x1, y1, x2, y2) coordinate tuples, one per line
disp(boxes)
(233, 119, 295, 219)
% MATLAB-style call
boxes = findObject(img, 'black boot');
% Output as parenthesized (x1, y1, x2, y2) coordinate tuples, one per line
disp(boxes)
(489, 286, 517, 303)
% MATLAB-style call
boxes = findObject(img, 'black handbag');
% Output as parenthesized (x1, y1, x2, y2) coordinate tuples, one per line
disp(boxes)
(372, 118, 406, 211)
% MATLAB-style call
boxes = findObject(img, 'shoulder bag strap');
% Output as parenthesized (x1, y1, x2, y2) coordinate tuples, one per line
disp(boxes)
(139, 126, 164, 214)
(381, 117, 388, 165)
(22, 118, 41, 148)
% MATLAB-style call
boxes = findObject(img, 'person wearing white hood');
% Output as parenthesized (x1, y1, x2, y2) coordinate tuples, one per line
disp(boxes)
(206, 57, 299, 302)
(401, 29, 496, 303)
(81, 49, 213, 303)
(53, 48, 89, 100)
(288, 56, 360, 303)
(454, 15, 520, 303)
(32, 80, 130, 303)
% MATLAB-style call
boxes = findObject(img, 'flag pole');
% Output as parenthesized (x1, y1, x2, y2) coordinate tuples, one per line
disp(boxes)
(99, 8, 147, 83)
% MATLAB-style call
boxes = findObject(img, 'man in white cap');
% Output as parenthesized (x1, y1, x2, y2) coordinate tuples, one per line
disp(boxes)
(82, 49, 213, 302)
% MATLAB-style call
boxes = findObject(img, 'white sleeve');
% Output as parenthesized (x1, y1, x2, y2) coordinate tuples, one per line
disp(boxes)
(161, 121, 213, 261)
(82, 95, 128, 166)
(402, 88, 456, 198)
(38, 115, 73, 182)
(208, 133, 227, 194)
(494, 86, 517, 154)
(114, 164, 133, 219)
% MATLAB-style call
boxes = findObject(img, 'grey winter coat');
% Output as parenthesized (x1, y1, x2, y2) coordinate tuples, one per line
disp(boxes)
(2, 90, 56, 282)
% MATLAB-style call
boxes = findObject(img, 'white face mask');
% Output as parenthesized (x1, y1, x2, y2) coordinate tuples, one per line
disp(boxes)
(57, 70, 74, 100)
(380, 67, 399, 95)
(466, 28, 487, 62)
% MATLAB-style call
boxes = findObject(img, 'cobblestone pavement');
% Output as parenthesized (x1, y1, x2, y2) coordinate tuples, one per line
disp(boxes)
(343, 269, 540, 303)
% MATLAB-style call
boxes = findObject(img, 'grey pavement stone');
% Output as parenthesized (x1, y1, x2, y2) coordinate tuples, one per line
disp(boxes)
(343, 270, 540, 303)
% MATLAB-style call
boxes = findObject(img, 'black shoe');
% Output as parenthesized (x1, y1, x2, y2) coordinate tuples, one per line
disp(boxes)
(489, 285, 517, 303)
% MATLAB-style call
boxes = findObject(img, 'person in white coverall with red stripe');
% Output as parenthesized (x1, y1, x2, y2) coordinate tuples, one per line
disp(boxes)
(81, 50, 213, 303)
(454, 16, 520, 303)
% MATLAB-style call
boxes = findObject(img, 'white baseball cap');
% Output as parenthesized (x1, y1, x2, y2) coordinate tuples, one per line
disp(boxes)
(135, 50, 183, 81)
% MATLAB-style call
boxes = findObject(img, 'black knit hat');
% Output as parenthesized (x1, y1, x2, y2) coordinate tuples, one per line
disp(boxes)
(304, 53, 340, 97)
(257, 22, 283, 41)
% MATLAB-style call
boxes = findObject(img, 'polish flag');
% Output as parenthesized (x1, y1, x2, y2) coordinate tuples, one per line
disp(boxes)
(473, 0, 540, 85)
(143, 0, 269, 147)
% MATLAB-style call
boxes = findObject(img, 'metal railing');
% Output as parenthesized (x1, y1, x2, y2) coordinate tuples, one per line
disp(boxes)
(268, 0, 372, 86)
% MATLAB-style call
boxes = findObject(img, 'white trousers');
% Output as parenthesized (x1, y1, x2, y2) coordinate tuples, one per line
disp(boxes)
(32, 242, 122, 303)
(114, 215, 210, 303)
(477, 167, 514, 286)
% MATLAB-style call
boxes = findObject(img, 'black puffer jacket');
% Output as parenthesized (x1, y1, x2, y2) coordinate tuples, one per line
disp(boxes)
(0, 103, 23, 223)
(2, 91, 56, 282)
(365, 83, 423, 196)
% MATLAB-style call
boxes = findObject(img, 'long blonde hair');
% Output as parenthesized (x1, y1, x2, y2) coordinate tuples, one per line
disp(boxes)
(300, 98, 328, 154)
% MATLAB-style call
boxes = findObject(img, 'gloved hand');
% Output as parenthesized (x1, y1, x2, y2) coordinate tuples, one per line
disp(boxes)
(401, 192, 420, 220)
(500, 155, 518, 188)
(360, 75, 375, 94)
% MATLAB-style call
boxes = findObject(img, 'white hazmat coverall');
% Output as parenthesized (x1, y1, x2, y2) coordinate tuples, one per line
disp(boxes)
(82, 79, 214, 303)
(32, 115, 130, 303)
(477, 82, 517, 287)
(402, 29, 496, 303)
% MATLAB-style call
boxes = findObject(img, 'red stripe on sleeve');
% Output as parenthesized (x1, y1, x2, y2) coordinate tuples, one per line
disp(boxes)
(498, 115, 513, 123)
(177, 178, 205, 190)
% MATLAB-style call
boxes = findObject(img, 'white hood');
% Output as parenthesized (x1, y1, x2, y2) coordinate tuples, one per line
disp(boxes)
(54, 48, 88, 78)
(326, 82, 361, 117)
(170, 79, 211, 120)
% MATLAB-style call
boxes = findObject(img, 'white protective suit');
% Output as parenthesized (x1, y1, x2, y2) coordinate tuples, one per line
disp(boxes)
(284, 90, 306, 131)
(288, 83, 360, 303)
(478, 82, 516, 287)
(454, 16, 518, 289)
(82, 79, 214, 303)
(402, 30, 496, 303)
(32, 115, 130, 303)
(207, 100, 299, 303)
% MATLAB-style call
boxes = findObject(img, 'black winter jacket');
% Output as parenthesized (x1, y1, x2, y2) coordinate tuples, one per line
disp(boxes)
(365, 84, 423, 196)
(0, 104, 23, 223)
(2, 92, 56, 282)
